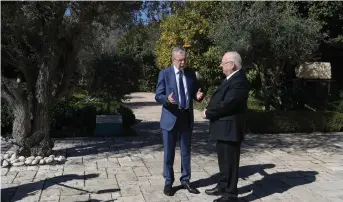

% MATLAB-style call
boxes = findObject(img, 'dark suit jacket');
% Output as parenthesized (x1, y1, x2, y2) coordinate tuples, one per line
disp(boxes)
(205, 69, 249, 142)
(155, 66, 200, 131)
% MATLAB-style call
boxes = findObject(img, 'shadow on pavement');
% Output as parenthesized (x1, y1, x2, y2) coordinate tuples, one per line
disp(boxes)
(124, 101, 161, 109)
(1, 174, 121, 202)
(190, 164, 318, 201)
(52, 120, 342, 160)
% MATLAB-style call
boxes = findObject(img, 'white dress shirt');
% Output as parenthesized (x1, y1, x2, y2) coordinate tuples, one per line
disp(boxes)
(226, 69, 240, 81)
(173, 66, 189, 109)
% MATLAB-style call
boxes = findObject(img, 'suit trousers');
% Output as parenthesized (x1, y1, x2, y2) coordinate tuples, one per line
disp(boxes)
(216, 140, 241, 197)
(162, 111, 192, 185)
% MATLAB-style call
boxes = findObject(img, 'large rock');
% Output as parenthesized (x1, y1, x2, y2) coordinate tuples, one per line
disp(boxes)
(13, 162, 25, 167)
(18, 156, 26, 162)
(46, 157, 54, 164)
(31, 159, 39, 165)
(296, 62, 331, 79)
(2, 160, 10, 168)
(25, 159, 33, 165)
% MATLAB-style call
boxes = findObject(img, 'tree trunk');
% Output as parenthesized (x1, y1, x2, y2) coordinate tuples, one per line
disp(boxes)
(9, 63, 55, 156)
(12, 104, 31, 148)
(26, 104, 54, 156)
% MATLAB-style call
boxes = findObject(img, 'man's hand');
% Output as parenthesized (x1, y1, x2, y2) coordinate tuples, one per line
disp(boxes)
(196, 88, 204, 101)
(202, 108, 207, 119)
(168, 92, 177, 104)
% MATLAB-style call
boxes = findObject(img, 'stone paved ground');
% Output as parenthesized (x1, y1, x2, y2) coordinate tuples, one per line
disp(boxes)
(1, 92, 343, 202)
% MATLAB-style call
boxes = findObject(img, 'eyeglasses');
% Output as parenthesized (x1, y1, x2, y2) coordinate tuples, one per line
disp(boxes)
(220, 61, 234, 66)
(173, 58, 186, 63)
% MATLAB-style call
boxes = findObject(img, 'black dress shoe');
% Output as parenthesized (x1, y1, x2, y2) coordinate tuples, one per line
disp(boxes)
(163, 184, 174, 196)
(205, 185, 224, 196)
(213, 195, 238, 202)
(182, 182, 200, 194)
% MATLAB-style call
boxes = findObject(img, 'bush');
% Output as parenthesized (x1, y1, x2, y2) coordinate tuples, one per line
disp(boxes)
(117, 105, 136, 128)
(247, 111, 343, 133)
(50, 101, 97, 137)
(327, 100, 343, 113)
(1, 93, 137, 138)
(1, 100, 14, 137)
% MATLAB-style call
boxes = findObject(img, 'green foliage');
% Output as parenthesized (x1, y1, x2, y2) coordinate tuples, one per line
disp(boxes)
(117, 105, 136, 128)
(210, 2, 322, 110)
(1, 100, 14, 137)
(327, 100, 343, 113)
(2, 92, 136, 138)
(305, 1, 343, 46)
(247, 111, 343, 133)
(50, 92, 136, 137)
(116, 25, 160, 92)
(50, 101, 97, 137)
(155, 2, 222, 89)
(87, 54, 137, 113)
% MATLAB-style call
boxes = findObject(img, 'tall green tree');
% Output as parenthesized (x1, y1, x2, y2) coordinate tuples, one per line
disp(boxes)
(155, 2, 222, 89)
(210, 2, 322, 110)
(1, 1, 140, 155)
(87, 54, 138, 114)
(116, 24, 160, 92)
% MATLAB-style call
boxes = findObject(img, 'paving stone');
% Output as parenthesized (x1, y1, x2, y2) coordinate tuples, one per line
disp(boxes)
(90, 193, 113, 201)
(40, 188, 61, 201)
(85, 178, 119, 187)
(118, 184, 142, 197)
(133, 166, 151, 177)
(1, 168, 9, 176)
(2, 92, 343, 202)
(141, 185, 188, 202)
(115, 194, 145, 202)
(106, 167, 134, 175)
(59, 194, 90, 202)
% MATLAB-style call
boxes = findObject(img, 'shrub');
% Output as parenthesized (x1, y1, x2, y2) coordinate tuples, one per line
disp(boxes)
(50, 101, 97, 137)
(1, 100, 14, 137)
(327, 100, 343, 113)
(247, 111, 343, 133)
(117, 105, 136, 128)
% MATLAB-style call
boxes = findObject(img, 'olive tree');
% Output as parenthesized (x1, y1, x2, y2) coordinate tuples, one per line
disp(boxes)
(1, 1, 140, 155)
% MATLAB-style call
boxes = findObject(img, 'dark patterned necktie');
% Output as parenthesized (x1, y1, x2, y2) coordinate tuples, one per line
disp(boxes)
(179, 71, 186, 109)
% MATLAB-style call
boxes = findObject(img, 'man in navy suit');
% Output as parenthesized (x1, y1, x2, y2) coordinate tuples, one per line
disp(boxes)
(155, 47, 204, 196)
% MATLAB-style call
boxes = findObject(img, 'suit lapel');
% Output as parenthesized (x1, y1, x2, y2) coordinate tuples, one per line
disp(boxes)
(169, 67, 179, 100)
(212, 70, 242, 95)
(212, 79, 228, 96)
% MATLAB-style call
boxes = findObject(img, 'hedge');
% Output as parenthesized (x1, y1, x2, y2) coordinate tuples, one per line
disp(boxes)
(247, 110, 343, 133)
(1, 99, 136, 138)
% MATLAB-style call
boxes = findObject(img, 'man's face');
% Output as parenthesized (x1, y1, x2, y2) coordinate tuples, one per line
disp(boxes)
(172, 52, 186, 70)
(219, 55, 235, 76)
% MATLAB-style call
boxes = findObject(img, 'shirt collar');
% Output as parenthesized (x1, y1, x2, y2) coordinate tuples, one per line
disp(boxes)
(226, 69, 240, 81)
(173, 65, 183, 74)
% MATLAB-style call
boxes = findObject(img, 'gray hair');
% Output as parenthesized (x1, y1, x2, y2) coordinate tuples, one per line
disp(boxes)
(172, 47, 187, 57)
(226, 51, 242, 69)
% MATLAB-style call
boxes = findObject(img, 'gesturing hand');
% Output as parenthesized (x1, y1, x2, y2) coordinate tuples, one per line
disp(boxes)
(196, 88, 204, 101)
(168, 92, 177, 104)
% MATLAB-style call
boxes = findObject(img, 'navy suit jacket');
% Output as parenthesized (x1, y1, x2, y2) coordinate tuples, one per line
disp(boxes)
(155, 66, 199, 131)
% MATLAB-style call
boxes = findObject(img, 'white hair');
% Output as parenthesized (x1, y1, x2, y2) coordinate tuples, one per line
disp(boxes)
(172, 47, 187, 57)
(225, 51, 242, 69)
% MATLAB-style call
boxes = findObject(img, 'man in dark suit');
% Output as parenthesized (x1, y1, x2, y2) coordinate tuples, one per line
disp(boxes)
(202, 51, 249, 202)
(155, 47, 204, 196)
